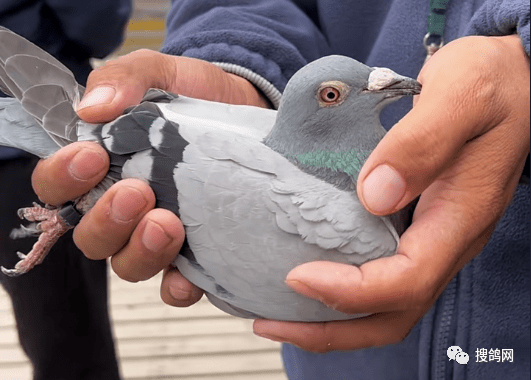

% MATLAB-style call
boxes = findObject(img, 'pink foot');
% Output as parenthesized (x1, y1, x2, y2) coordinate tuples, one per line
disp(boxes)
(1, 203, 74, 277)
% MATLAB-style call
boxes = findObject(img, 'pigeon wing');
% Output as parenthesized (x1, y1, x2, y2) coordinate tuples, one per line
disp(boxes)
(173, 125, 396, 321)
(0, 99, 60, 157)
(0, 28, 85, 155)
(268, 174, 399, 264)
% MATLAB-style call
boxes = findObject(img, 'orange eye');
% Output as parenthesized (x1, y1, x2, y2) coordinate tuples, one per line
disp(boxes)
(319, 87, 340, 103)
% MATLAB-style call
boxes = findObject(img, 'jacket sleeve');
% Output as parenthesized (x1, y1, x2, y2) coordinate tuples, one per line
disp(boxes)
(465, 0, 530, 55)
(161, 0, 330, 99)
(45, 0, 132, 58)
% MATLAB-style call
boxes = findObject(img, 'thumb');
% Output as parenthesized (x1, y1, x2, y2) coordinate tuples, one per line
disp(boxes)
(76, 49, 175, 123)
(356, 100, 471, 215)
(356, 36, 523, 216)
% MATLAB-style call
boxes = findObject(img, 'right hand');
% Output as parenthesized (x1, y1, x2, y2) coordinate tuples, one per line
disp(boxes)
(31, 50, 269, 307)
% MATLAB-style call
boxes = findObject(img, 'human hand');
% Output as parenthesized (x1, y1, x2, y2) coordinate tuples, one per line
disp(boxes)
(253, 34, 530, 352)
(31, 50, 268, 306)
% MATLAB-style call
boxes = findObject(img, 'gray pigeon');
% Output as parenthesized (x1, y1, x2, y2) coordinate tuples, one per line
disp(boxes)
(0, 28, 421, 321)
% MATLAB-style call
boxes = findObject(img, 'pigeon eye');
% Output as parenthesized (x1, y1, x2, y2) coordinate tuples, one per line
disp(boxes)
(319, 87, 340, 103)
(317, 81, 350, 107)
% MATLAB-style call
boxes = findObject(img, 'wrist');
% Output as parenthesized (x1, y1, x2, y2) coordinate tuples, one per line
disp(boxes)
(226, 73, 272, 109)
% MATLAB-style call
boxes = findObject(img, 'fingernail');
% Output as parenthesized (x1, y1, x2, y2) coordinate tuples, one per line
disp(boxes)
(286, 263, 330, 301)
(110, 186, 148, 222)
(77, 86, 116, 110)
(169, 278, 194, 301)
(253, 331, 285, 342)
(285, 279, 324, 303)
(69, 147, 107, 181)
(361, 164, 406, 214)
(142, 220, 172, 252)
(253, 321, 289, 343)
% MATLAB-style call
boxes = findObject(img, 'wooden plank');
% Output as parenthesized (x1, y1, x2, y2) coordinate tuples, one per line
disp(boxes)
(1, 293, 227, 327)
(116, 333, 280, 358)
(111, 301, 229, 323)
(0, 345, 29, 364)
(113, 317, 256, 340)
(0, 295, 14, 311)
(0, 326, 21, 346)
(120, 351, 284, 378)
(0, 308, 15, 327)
(156, 373, 286, 380)
(0, 365, 32, 380)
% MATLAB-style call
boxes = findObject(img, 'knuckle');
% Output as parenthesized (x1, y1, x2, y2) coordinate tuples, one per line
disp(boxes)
(391, 268, 436, 310)
(404, 279, 436, 308)
(398, 120, 444, 175)
(303, 324, 337, 353)
(462, 72, 501, 126)
(304, 340, 333, 353)
(135, 247, 168, 273)
(398, 289, 431, 311)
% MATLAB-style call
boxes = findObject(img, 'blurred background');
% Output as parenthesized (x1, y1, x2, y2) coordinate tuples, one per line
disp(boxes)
(0, 1, 286, 379)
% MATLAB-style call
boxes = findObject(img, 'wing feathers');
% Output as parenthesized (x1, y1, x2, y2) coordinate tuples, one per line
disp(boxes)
(0, 28, 71, 75)
(21, 84, 70, 121)
(5, 55, 77, 102)
(0, 29, 86, 154)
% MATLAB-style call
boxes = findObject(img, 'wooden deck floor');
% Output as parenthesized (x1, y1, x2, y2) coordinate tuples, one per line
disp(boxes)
(0, 270, 287, 379)
(1, 1, 287, 379)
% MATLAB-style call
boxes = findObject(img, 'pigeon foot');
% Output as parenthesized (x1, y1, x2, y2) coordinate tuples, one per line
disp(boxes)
(1, 203, 74, 277)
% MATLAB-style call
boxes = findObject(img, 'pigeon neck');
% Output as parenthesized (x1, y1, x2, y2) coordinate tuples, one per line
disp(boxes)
(263, 116, 385, 191)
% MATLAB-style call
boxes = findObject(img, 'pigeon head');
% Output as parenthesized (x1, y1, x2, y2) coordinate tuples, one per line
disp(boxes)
(264, 55, 421, 190)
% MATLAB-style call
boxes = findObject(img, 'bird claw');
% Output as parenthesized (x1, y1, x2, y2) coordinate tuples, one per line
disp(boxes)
(1, 266, 22, 277)
(16, 202, 43, 219)
(2, 203, 74, 277)
(9, 223, 41, 239)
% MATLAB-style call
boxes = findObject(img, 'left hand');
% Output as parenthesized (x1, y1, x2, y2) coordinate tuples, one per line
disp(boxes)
(31, 51, 267, 302)
(252, 34, 530, 352)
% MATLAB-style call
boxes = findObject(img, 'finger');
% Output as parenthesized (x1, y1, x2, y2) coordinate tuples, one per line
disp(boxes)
(76, 51, 269, 124)
(73, 179, 156, 260)
(110, 208, 185, 282)
(357, 38, 511, 216)
(160, 266, 204, 307)
(357, 98, 489, 216)
(76, 49, 177, 123)
(254, 309, 423, 353)
(32, 142, 109, 205)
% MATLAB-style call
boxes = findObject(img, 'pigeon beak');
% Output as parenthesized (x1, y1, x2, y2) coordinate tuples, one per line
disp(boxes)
(366, 67, 422, 97)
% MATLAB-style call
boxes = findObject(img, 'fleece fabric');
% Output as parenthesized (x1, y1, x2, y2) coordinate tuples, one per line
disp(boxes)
(162, 1, 530, 379)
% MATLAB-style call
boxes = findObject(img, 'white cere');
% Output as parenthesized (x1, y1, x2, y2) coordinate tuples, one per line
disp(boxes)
(367, 67, 398, 91)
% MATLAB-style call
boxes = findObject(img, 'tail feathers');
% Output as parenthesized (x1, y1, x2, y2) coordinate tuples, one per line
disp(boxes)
(0, 28, 86, 151)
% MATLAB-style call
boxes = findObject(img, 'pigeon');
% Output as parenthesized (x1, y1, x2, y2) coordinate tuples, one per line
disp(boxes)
(0, 27, 421, 321)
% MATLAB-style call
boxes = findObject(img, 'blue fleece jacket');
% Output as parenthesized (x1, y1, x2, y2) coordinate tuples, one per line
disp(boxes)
(0, 0, 131, 159)
(162, 1, 530, 379)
